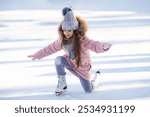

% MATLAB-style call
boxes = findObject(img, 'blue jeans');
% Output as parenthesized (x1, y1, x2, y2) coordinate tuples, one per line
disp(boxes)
(55, 56, 93, 93)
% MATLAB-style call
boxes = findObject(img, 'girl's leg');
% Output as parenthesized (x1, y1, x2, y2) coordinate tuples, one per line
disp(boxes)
(55, 56, 93, 93)
(54, 56, 73, 93)
(77, 75, 93, 93)
(55, 56, 73, 77)
(65, 66, 93, 93)
(77, 71, 101, 92)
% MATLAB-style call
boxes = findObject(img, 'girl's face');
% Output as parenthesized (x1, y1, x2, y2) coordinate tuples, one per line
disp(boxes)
(63, 30, 73, 39)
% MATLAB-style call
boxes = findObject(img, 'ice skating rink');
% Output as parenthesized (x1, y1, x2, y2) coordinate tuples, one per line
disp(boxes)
(0, 1, 150, 100)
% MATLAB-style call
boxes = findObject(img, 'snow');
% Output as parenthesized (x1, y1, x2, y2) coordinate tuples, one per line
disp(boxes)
(0, 1, 150, 100)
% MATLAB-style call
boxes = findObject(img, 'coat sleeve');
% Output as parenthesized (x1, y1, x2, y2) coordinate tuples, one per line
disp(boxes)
(33, 39, 62, 59)
(83, 37, 110, 53)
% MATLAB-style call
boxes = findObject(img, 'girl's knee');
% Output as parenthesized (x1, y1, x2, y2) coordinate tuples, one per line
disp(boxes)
(55, 56, 64, 65)
(79, 77, 93, 93)
(84, 89, 93, 93)
(83, 86, 93, 93)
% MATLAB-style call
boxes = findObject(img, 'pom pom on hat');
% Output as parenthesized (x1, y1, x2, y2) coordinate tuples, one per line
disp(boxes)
(62, 7, 72, 16)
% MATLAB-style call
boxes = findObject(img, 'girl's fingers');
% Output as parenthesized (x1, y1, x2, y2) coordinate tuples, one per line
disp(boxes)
(28, 55, 34, 58)
(28, 55, 37, 60)
(32, 57, 36, 60)
(103, 43, 112, 51)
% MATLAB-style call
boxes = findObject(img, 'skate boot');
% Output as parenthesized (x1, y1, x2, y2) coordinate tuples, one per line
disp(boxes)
(55, 76, 67, 96)
(91, 71, 101, 90)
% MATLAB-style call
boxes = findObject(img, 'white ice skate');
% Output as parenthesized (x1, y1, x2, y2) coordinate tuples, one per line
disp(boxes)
(91, 71, 101, 90)
(55, 77, 67, 96)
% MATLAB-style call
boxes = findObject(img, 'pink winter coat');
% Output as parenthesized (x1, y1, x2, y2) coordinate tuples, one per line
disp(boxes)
(33, 37, 109, 80)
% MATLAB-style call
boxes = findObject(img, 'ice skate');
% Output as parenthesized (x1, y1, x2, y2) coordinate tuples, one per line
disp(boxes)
(91, 71, 101, 90)
(55, 76, 67, 96)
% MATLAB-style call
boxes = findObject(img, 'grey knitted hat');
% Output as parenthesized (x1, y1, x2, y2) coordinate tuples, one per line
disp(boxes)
(62, 11, 79, 30)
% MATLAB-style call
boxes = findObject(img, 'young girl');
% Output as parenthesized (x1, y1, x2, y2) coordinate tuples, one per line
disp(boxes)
(28, 7, 111, 95)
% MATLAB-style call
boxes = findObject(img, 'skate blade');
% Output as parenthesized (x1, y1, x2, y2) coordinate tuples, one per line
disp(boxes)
(55, 90, 67, 96)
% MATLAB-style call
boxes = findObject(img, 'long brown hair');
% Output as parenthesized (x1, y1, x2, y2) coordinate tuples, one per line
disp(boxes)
(58, 16, 88, 67)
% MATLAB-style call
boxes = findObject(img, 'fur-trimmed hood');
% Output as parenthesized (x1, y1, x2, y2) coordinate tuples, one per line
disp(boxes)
(76, 16, 88, 33)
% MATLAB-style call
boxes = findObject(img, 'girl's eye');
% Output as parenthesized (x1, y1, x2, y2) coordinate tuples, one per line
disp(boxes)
(63, 30, 73, 33)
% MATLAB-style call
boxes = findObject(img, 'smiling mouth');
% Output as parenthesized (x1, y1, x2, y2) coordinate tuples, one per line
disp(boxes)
(66, 35, 71, 38)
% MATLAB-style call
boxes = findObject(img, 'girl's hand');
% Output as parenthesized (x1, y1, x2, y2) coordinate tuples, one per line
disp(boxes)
(103, 43, 112, 51)
(28, 55, 38, 60)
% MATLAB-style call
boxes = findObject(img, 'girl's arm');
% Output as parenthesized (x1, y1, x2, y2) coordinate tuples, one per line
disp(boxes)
(83, 38, 112, 53)
(28, 39, 62, 60)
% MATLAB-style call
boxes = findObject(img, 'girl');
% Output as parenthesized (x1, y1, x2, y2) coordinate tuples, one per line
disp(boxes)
(28, 7, 111, 95)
